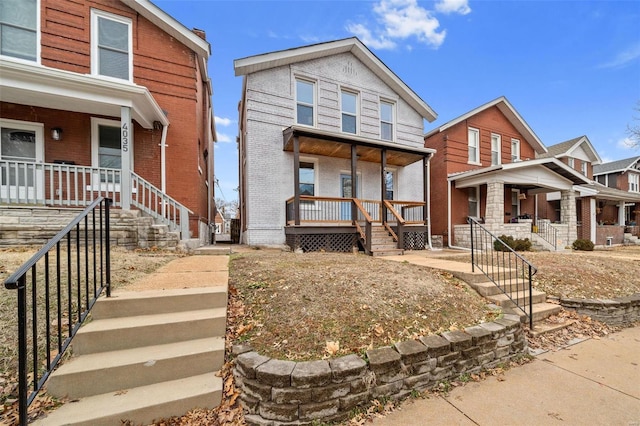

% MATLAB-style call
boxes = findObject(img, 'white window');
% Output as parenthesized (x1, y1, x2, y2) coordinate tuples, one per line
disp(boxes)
(468, 187, 479, 218)
(91, 10, 132, 81)
(0, 0, 38, 61)
(385, 170, 396, 200)
(581, 161, 587, 175)
(341, 91, 358, 134)
(629, 173, 639, 193)
(491, 133, 501, 166)
(468, 128, 480, 164)
(511, 138, 520, 162)
(91, 118, 124, 186)
(511, 190, 520, 217)
(568, 157, 575, 169)
(380, 101, 394, 141)
(296, 79, 315, 126)
(299, 161, 315, 197)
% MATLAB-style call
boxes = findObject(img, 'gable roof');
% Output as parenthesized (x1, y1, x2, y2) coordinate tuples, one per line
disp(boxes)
(424, 96, 547, 154)
(538, 135, 602, 164)
(593, 156, 640, 176)
(233, 37, 437, 122)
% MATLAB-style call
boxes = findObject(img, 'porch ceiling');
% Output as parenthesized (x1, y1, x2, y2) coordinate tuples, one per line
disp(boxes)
(1, 59, 168, 129)
(282, 126, 435, 166)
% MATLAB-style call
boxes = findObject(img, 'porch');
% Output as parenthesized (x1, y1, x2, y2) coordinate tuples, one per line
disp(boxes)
(0, 159, 191, 240)
(281, 126, 435, 256)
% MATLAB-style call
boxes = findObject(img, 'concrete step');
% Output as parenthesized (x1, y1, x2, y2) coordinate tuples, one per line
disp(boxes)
(72, 308, 227, 355)
(487, 289, 547, 308)
(372, 249, 404, 257)
(91, 287, 227, 319)
(46, 336, 224, 399)
(511, 302, 563, 323)
(34, 373, 222, 426)
(470, 280, 530, 297)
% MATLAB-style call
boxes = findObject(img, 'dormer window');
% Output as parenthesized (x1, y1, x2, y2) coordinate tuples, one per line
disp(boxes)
(568, 157, 575, 169)
(1, 0, 38, 61)
(581, 161, 587, 175)
(91, 10, 132, 81)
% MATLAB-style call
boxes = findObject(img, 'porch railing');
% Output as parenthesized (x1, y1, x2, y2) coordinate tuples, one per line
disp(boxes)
(354, 199, 373, 255)
(385, 201, 425, 224)
(534, 220, 558, 250)
(3, 197, 111, 426)
(468, 217, 537, 328)
(0, 160, 192, 239)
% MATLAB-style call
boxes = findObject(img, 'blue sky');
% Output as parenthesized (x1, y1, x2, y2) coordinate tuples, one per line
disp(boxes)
(155, 0, 640, 203)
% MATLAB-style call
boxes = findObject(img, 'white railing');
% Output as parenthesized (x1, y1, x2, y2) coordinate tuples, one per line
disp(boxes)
(0, 160, 191, 238)
(131, 171, 191, 238)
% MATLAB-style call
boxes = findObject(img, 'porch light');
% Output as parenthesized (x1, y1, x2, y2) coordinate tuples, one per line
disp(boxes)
(518, 193, 527, 200)
(51, 127, 63, 141)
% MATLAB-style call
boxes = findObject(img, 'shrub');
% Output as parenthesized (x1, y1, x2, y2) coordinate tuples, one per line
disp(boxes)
(494, 235, 531, 252)
(572, 239, 594, 251)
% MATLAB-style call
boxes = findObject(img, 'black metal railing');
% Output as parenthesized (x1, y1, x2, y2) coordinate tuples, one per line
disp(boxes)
(534, 221, 558, 250)
(468, 217, 537, 328)
(3, 198, 111, 426)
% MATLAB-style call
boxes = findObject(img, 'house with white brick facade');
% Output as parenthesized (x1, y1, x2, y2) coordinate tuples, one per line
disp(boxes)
(234, 38, 437, 255)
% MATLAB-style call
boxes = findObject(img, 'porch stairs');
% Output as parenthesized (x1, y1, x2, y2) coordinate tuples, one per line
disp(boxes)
(369, 224, 404, 256)
(452, 269, 561, 324)
(624, 233, 640, 245)
(35, 285, 227, 426)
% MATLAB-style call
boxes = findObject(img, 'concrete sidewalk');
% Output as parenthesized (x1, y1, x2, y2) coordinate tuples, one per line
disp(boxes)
(373, 325, 640, 425)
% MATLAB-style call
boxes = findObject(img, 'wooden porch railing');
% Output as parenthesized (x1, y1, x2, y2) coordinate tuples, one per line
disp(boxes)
(0, 160, 191, 239)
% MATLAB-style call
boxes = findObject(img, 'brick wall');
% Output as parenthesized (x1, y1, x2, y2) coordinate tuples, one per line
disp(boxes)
(234, 317, 527, 425)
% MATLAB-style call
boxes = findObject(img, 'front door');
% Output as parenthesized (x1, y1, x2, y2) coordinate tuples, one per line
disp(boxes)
(340, 173, 358, 220)
(0, 120, 44, 202)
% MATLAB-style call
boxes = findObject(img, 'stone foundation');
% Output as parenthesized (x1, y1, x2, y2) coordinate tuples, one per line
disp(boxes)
(559, 294, 640, 325)
(234, 317, 528, 425)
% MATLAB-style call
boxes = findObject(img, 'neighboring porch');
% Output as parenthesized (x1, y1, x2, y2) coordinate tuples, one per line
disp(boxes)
(282, 126, 435, 256)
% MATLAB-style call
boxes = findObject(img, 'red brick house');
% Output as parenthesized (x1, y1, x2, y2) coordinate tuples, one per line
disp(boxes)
(0, 0, 215, 245)
(424, 97, 590, 250)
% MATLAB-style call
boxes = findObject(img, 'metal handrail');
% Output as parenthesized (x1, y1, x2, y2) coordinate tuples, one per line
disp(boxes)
(534, 221, 558, 250)
(3, 198, 111, 426)
(468, 217, 537, 328)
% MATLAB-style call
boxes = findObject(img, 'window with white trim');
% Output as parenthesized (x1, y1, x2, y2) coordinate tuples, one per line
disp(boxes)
(341, 90, 358, 134)
(629, 173, 639, 193)
(468, 128, 480, 164)
(385, 170, 396, 200)
(568, 157, 575, 169)
(511, 138, 520, 162)
(380, 101, 394, 141)
(0, 0, 38, 61)
(468, 187, 479, 218)
(91, 10, 132, 81)
(296, 79, 315, 126)
(299, 161, 315, 197)
(581, 161, 587, 175)
(491, 133, 501, 166)
(91, 118, 123, 186)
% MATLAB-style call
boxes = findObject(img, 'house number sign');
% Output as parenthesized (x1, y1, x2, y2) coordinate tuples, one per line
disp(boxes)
(121, 122, 129, 152)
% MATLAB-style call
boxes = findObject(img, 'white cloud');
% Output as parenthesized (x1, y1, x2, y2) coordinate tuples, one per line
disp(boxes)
(618, 137, 636, 150)
(435, 0, 471, 15)
(216, 132, 233, 143)
(347, 0, 469, 51)
(599, 42, 640, 69)
(214, 116, 233, 127)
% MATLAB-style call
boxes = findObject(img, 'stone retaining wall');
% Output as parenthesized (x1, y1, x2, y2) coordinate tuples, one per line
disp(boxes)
(234, 316, 527, 426)
(559, 294, 640, 325)
(0, 207, 178, 250)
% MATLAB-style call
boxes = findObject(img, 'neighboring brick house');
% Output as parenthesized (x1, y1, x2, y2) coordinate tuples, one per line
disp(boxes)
(234, 38, 437, 254)
(424, 97, 590, 250)
(0, 0, 215, 244)
(592, 156, 640, 242)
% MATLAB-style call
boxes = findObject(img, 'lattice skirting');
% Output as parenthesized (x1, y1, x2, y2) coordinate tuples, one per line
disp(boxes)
(286, 233, 357, 253)
(403, 231, 427, 250)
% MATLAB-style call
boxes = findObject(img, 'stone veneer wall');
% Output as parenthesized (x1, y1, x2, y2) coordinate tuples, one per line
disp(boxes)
(234, 317, 527, 426)
(559, 294, 640, 325)
(0, 207, 178, 250)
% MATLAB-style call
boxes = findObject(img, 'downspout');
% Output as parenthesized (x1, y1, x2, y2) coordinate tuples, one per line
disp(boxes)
(426, 154, 435, 250)
(160, 123, 169, 193)
(447, 177, 471, 251)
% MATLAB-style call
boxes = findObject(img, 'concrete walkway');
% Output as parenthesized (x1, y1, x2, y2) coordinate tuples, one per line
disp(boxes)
(373, 325, 640, 425)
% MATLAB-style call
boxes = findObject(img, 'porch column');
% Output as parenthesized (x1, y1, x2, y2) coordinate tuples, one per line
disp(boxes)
(293, 135, 300, 226)
(618, 201, 626, 227)
(485, 180, 504, 230)
(351, 144, 357, 223)
(590, 198, 597, 244)
(120, 106, 132, 209)
(560, 189, 577, 244)
(381, 149, 387, 222)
